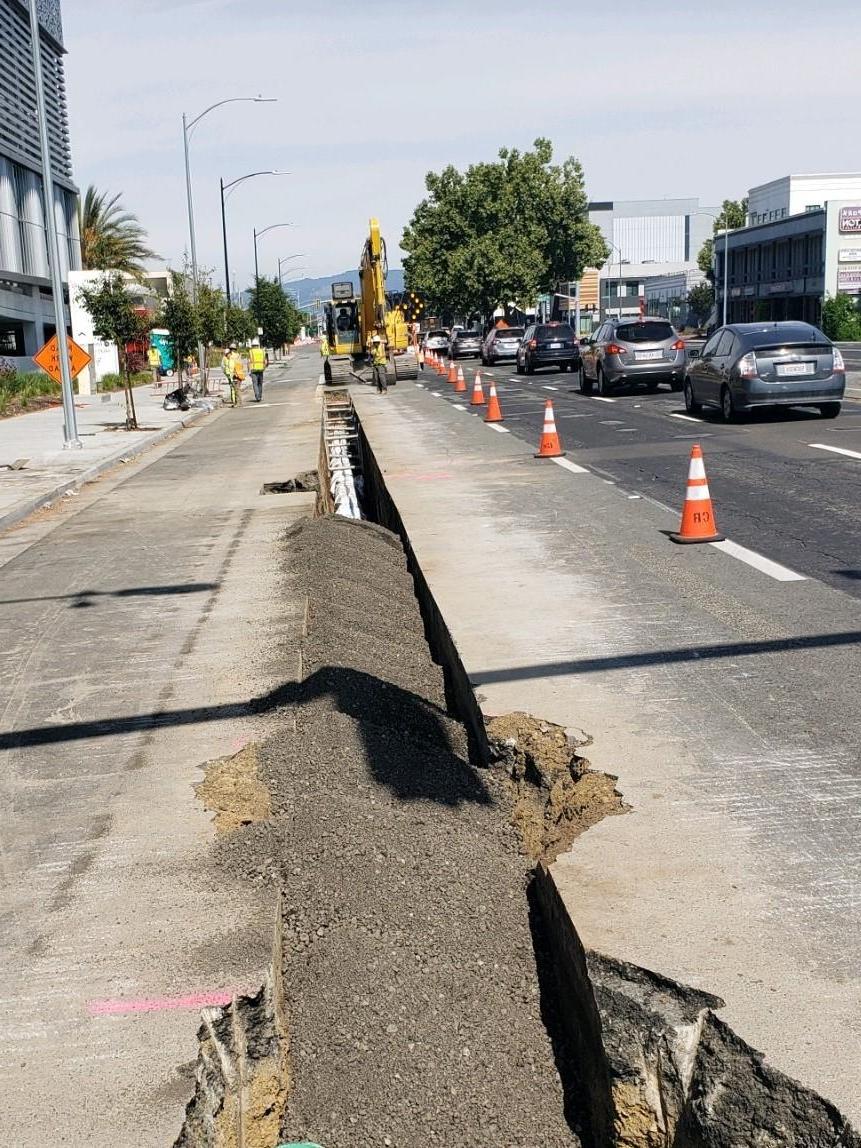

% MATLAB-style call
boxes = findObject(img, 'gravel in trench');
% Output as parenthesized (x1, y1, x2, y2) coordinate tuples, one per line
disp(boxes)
(219, 515, 581, 1147)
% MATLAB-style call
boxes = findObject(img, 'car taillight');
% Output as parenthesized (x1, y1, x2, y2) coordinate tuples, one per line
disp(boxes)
(606, 343, 625, 355)
(738, 351, 758, 379)
(832, 346, 845, 372)
(528, 339, 537, 349)
(672, 339, 685, 351)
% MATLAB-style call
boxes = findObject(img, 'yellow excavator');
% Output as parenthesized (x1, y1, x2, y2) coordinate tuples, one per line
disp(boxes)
(323, 218, 419, 385)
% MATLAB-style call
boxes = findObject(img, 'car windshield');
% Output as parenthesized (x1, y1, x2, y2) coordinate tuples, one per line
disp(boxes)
(616, 322, 674, 343)
(457, 330, 480, 337)
(536, 325, 574, 339)
(427, 330, 449, 339)
(497, 328, 524, 339)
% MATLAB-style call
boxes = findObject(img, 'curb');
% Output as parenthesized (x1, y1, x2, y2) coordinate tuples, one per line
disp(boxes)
(0, 404, 215, 536)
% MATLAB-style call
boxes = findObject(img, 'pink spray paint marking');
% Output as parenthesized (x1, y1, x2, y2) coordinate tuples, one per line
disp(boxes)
(87, 990, 236, 1016)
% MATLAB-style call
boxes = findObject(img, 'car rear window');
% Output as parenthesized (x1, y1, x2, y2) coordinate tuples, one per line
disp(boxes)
(616, 322, 674, 342)
(536, 325, 574, 339)
(749, 334, 830, 351)
(427, 330, 449, 338)
(496, 328, 524, 338)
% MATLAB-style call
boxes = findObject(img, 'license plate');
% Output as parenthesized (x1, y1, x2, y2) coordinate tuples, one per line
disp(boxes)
(777, 362, 814, 377)
(635, 350, 662, 361)
(547, 342, 562, 349)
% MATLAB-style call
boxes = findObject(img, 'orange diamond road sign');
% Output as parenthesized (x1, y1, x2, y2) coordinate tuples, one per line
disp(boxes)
(33, 334, 92, 385)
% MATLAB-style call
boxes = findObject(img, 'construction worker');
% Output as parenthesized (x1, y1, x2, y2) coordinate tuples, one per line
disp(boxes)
(221, 344, 243, 407)
(370, 334, 388, 395)
(249, 339, 268, 402)
(320, 334, 330, 358)
(147, 343, 162, 385)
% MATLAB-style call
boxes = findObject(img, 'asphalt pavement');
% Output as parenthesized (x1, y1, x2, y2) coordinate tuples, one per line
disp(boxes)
(419, 356, 861, 597)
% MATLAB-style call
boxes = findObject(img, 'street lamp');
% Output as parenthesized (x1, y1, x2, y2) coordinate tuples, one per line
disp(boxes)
(277, 253, 306, 282)
(252, 223, 294, 284)
(691, 211, 730, 326)
(182, 97, 275, 380)
(219, 171, 289, 304)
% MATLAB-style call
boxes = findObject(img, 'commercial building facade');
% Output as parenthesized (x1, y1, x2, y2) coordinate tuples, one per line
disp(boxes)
(0, 0, 79, 366)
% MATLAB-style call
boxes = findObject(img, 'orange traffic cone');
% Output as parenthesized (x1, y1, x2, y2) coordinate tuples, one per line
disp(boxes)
(484, 378, 503, 422)
(448, 359, 457, 384)
(470, 370, 485, 406)
(670, 444, 724, 544)
(534, 399, 564, 458)
(426, 351, 434, 371)
(454, 365, 467, 393)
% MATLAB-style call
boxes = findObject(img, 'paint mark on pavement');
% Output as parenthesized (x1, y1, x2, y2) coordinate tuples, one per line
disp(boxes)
(710, 539, 806, 582)
(808, 443, 861, 460)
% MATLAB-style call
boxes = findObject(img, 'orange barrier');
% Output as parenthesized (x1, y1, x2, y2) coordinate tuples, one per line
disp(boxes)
(670, 444, 724, 543)
(484, 378, 503, 422)
(534, 399, 564, 458)
(447, 360, 457, 384)
(454, 365, 467, 393)
(470, 370, 485, 406)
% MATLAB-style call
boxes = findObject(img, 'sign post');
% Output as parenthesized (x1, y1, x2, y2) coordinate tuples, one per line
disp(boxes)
(27, 0, 81, 448)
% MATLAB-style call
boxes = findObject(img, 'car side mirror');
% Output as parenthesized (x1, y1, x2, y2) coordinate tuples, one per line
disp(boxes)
(579, 337, 590, 346)
(688, 349, 702, 361)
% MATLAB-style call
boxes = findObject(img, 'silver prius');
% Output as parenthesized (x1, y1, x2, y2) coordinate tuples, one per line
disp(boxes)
(684, 322, 845, 422)
(580, 317, 686, 396)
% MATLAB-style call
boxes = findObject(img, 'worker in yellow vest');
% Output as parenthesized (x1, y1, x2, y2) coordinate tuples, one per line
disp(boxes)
(249, 340, 268, 402)
(370, 334, 388, 395)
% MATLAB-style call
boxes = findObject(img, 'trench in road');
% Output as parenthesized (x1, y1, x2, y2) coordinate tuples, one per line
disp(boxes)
(423, 360, 861, 597)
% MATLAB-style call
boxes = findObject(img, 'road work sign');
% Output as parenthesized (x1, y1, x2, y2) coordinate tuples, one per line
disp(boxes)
(33, 333, 91, 383)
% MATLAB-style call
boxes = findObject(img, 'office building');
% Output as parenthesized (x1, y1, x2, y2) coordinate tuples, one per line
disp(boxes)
(0, 0, 79, 366)
(747, 173, 861, 226)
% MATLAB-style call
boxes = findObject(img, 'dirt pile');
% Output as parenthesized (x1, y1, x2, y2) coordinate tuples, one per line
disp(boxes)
(487, 711, 628, 862)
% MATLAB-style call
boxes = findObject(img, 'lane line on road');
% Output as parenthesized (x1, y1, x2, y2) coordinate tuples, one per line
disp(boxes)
(592, 396, 616, 403)
(670, 413, 702, 423)
(452, 403, 468, 411)
(415, 382, 424, 388)
(486, 424, 510, 433)
(808, 442, 861, 460)
(710, 540, 806, 582)
(551, 456, 589, 474)
(543, 385, 558, 391)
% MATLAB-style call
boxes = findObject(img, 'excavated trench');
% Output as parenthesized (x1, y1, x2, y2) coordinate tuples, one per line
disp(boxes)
(176, 395, 859, 1148)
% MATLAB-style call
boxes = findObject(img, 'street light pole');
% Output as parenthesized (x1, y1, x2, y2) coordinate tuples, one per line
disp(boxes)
(252, 223, 294, 288)
(277, 253, 306, 283)
(27, 0, 80, 449)
(219, 172, 289, 305)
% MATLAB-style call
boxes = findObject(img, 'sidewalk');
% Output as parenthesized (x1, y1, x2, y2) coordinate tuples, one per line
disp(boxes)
(0, 364, 292, 534)
(350, 377, 860, 1124)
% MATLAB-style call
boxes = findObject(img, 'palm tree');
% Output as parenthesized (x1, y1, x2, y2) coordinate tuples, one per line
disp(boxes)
(78, 185, 159, 275)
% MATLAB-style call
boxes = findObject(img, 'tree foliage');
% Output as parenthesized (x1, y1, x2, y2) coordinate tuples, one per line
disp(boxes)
(196, 275, 227, 347)
(74, 272, 149, 428)
(401, 138, 609, 318)
(697, 198, 748, 277)
(79, 186, 158, 276)
(687, 281, 715, 326)
(247, 278, 302, 347)
(225, 304, 257, 346)
(821, 293, 861, 341)
(161, 273, 200, 380)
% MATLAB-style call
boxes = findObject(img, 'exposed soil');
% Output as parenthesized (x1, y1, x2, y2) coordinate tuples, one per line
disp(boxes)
(195, 743, 271, 833)
(212, 514, 585, 1147)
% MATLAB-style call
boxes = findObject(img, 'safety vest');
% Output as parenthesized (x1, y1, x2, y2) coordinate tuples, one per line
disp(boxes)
(249, 347, 266, 371)
(148, 346, 160, 367)
(371, 341, 387, 366)
(320, 338, 330, 356)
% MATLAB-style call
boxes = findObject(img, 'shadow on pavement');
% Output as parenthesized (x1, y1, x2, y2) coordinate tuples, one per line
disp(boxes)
(0, 582, 218, 608)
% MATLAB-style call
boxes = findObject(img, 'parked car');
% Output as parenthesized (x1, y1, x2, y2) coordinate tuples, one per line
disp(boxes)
(580, 317, 686, 395)
(684, 322, 845, 421)
(449, 329, 483, 359)
(516, 322, 581, 374)
(481, 327, 524, 365)
(422, 329, 450, 354)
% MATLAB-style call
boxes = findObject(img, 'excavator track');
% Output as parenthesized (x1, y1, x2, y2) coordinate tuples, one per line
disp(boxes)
(324, 355, 354, 385)
(392, 353, 419, 382)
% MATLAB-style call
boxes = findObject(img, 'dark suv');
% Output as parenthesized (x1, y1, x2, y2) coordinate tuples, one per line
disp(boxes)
(516, 322, 580, 374)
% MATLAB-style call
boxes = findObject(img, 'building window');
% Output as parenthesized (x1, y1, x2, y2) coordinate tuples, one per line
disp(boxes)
(0, 324, 25, 355)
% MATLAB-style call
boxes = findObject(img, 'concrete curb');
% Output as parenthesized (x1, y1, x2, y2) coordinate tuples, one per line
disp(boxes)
(0, 404, 216, 536)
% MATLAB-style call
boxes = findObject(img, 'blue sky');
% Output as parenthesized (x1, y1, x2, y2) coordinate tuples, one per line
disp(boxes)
(63, 0, 860, 290)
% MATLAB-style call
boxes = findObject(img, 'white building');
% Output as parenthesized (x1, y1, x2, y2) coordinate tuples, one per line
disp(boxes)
(747, 173, 861, 227)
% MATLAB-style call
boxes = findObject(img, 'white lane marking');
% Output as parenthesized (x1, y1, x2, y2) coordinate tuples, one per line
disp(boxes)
(592, 395, 616, 403)
(415, 382, 424, 388)
(617, 428, 638, 433)
(552, 457, 588, 474)
(431, 391, 442, 397)
(670, 412, 702, 423)
(710, 540, 806, 582)
(543, 385, 558, 391)
(809, 442, 861, 460)
(452, 403, 468, 411)
(486, 424, 510, 433)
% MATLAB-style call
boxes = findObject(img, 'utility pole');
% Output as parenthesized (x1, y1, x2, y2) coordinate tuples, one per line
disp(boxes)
(220, 177, 230, 308)
(27, 0, 80, 449)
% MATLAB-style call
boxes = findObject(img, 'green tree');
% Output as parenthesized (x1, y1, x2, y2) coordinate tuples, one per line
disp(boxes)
(195, 275, 226, 348)
(161, 273, 200, 383)
(687, 281, 715, 327)
(401, 138, 608, 318)
(248, 278, 301, 349)
(79, 186, 158, 276)
(225, 305, 257, 346)
(821, 293, 861, 341)
(697, 198, 748, 278)
(75, 273, 149, 429)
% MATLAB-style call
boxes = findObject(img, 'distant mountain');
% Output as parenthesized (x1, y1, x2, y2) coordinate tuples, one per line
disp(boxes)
(283, 268, 405, 308)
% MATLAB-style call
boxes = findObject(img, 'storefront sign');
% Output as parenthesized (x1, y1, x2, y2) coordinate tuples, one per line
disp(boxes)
(838, 206, 861, 233)
(837, 268, 861, 292)
(837, 247, 861, 262)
